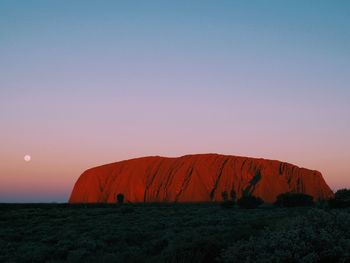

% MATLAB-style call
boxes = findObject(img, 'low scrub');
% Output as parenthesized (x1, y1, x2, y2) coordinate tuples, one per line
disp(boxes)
(275, 193, 314, 207)
(237, 195, 263, 209)
(329, 189, 350, 208)
(223, 209, 350, 263)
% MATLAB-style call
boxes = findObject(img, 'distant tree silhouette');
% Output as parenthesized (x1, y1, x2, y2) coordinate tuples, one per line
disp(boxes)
(230, 190, 237, 202)
(275, 193, 314, 207)
(329, 188, 350, 208)
(220, 190, 236, 208)
(237, 195, 263, 209)
(334, 188, 350, 201)
(221, 191, 228, 202)
(116, 193, 124, 204)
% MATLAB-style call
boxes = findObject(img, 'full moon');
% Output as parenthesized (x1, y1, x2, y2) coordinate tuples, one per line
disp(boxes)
(24, 155, 31, 162)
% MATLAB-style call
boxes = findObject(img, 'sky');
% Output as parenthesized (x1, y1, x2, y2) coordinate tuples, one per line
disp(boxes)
(0, 0, 349, 202)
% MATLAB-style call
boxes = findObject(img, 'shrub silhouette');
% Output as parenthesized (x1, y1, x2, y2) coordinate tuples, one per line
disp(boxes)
(274, 193, 314, 207)
(237, 195, 263, 209)
(329, 188, 350, 208)
(230, 190, 237, 202)
(334, 188, 350, 201)
(221, 191, 229, 202)
(116, 193, 124, 204)
(220, 190, 236, 208)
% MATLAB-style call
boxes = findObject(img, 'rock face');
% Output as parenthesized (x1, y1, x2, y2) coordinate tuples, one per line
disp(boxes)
(69, 154, 333, 203)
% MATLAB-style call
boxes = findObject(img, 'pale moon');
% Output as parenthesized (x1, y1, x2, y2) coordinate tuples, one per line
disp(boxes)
(24, 155, 31, 162)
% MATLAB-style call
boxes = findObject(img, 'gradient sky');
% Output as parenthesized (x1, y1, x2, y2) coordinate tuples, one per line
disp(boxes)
(1, 0, 349, 202)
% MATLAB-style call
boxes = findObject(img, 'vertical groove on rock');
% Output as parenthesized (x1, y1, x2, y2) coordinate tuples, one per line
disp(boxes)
(241, 159, 247, 171)
(144, 160, 164, 202)
(164, 159, 184, 201)
(175, 166, 194, 202)
(163, 161, 184, 201)
(210, 158, 229, 201)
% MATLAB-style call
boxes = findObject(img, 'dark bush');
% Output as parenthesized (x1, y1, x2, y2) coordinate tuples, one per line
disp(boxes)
(220, 191, 236, 208)
(237, 195, 263, 209)
(329, 188, 350, 208)
(116, 193, 124, 204)
(316, 198, 329, 209)
(274, 192, 314, 207)
(220, 200, 235, 209)
(221, 191, 228, 202)
(230, 190, 236, 202)
(335, 188, 350, 200)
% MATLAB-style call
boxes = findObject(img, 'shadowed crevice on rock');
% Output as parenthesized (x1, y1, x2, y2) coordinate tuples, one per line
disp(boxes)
(243, 170, 262, 196)
(210, 158, 229, 201)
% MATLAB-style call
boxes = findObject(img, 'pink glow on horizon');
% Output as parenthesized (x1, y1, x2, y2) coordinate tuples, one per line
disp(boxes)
(1, 88, 349, 201)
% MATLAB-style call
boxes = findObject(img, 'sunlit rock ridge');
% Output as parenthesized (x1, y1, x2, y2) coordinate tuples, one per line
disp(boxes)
(69, 154, 333, 203)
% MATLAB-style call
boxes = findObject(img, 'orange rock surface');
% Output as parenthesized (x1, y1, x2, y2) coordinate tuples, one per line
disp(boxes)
(69, 154, 333, 203)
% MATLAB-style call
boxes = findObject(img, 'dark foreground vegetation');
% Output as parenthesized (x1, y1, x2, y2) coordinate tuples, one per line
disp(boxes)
(0, 200, 349, 263)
